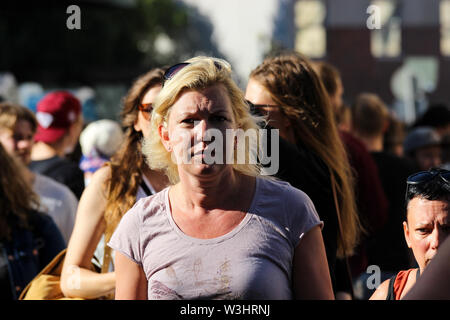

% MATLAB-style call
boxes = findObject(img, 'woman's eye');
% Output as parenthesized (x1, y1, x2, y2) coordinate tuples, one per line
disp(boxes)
(181, 118, 195, 124)
(417, 228, 430, 235)
(211, 115, 228, 122)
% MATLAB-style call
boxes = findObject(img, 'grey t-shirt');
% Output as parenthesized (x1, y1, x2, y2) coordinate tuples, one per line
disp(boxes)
(108, 177, 322, 300)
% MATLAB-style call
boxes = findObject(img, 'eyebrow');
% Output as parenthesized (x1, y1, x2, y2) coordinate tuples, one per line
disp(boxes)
(178, 109, 230, 118)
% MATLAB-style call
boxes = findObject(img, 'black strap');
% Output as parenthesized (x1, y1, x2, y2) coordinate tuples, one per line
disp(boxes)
(140, 180, 152, 197)
(386, 268, 420, 300)
(386, 274, 397, 300)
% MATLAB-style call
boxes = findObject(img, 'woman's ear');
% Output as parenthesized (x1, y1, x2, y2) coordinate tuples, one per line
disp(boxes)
(158, 124, 171, 152)
(403, 221, 412, 248)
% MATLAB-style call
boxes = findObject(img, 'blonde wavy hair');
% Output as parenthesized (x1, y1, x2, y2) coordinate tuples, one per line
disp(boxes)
(143, 56, 262, 184)
(103, 68, 164, 245)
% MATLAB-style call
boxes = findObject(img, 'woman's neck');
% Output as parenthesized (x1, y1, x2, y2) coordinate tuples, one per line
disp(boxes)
(175, 168, 242, 212)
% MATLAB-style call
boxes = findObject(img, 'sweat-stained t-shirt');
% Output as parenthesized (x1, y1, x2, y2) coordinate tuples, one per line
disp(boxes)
(108, 177, 323, 300)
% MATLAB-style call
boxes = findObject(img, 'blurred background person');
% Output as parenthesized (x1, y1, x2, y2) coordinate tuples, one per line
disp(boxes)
(403, 126, 442, 171)
(29, 91, 85, 199)
(413, 103, 450, 138)
(370, 168, 450, 300)
(79, 119, 124, 186)
(350, 93, 419, 298)
(60, 69, 169, 299)
(0, 102, 78, 244)
(0, 143, 65, 300)
(383, 114, 407, 157)
(335, 104, 352, 133)
(246, 52, 362, 299)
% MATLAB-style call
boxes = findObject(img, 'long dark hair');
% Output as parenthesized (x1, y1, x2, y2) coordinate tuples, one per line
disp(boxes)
(103, 68, 165, 244)
(0, 144, 40, 241)
(250, 52, 361, 257)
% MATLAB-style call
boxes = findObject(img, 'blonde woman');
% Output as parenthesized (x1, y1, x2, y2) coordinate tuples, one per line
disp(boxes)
(60, 69, 169, 299)
(245, 52, 362, 297)
(109, 57, 333, 300)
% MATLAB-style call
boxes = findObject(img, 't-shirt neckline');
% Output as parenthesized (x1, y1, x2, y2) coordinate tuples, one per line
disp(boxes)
(164, 177, 259, 244)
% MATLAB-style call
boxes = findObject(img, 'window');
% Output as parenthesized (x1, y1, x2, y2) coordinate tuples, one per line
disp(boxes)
(441, 0, 450, 56)
(370, 0, 401, 58)
(294, 0, 326, 58)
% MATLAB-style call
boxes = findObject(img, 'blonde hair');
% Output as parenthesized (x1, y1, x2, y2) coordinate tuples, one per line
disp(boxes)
(250, 52, 361, 257)
(143, 56, 262, 184)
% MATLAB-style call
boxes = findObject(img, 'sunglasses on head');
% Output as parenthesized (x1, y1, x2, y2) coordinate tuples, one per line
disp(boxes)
(162, 61, 224, 87)
(407, 168, 450, 185)
(138, 102, 153, 121)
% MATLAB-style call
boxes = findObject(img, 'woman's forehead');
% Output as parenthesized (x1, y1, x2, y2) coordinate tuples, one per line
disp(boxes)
(408, 197, 450, 221)
(171, 84, 232, 114)
(142, 85, 162, 104)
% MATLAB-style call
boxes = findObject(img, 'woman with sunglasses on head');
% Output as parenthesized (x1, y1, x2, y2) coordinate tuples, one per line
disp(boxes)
(109, 56, 334, 300)
(60, 69, 169, 299)
(370, 168, 450, 300)
(245, 52, 362, 299)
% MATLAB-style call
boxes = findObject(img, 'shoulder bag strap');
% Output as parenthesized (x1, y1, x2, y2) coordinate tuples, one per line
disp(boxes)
(140, 180, 152, 197)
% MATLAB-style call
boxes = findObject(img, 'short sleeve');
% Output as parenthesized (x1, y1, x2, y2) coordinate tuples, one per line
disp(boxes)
(107, 203, 143, 265)
(283, 185, 324, 248)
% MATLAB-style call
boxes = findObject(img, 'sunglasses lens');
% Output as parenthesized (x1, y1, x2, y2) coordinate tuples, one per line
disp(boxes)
(440, 171, 450, 183)
(407, 171, 433, 185)
(164, 63, 190, 81)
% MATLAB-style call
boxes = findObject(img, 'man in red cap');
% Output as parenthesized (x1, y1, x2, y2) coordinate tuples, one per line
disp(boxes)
(30, 91, 85, 199)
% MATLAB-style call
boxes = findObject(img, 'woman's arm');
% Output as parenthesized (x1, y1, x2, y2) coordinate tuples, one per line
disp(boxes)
(369, 279, 390, 300)
(60, 166, 115, 299)
(292, 225, 335, 299)
(115, 251, 148, 300)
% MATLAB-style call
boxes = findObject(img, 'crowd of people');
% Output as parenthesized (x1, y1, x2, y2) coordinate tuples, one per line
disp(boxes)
(1, 52, 449, 300)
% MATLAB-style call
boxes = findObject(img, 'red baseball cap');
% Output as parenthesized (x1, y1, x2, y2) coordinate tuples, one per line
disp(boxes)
(34, 91, 82, 143)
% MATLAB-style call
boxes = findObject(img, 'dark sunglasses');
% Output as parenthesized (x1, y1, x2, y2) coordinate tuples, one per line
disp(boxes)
(246, 100, 281, 116)
(407, 168, 450, 186)
(163, 61, 224, 87)
(138, 103, 153, 121)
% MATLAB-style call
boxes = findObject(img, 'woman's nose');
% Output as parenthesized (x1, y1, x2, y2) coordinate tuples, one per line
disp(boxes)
(430, 228, 444, 250)
(194, 120, 208, 141)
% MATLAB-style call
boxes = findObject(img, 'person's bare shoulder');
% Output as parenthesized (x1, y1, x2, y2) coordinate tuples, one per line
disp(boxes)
(369, 279, 390, 300)
(86, 166, 112, 194)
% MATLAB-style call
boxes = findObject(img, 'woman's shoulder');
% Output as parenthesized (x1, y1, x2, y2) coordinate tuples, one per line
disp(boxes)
(124, 187, 169, 223)
(256, 177, 320, 223)
(369, 278, 391, 300)
(257, 176, 314, 207)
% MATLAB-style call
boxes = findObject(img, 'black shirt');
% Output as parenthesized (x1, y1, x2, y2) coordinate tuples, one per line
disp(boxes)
(368, 152, 419, 272)
(29, 156, 85, 199)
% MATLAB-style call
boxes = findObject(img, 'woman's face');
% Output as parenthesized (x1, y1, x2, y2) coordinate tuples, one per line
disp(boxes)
(404, 197, 450, 272)
(160, 84, 236, 180)
(134, 85, 162, 139)
(245, 78, 291, 140)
